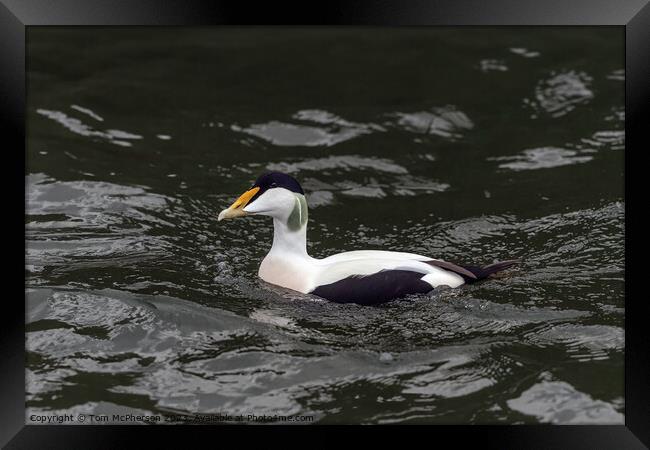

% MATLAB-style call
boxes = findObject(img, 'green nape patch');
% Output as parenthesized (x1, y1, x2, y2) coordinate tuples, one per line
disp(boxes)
(287, 194, 308, 231)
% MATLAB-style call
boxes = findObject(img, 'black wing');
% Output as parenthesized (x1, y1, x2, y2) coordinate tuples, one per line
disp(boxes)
(427, 259, 520, 283)
(425, 260, 477, 280)
(310, 269, 434, 305)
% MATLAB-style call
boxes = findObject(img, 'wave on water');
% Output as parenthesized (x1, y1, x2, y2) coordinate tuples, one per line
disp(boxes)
(509, 47, 540, 58)
(507, 376, 623, 424)
(25, 281, 621, 424)
(231, 109, 383, 147)
(524, 70, 594, 118)
(489, 147, 594, 171)
(230, 106, 474, 147)
(387, 106, 474, 140)
(267, 155, 408, 175)
(266, 156, 448, 204)
(37, 107, 143, 147)
(477, 59, 509, 72)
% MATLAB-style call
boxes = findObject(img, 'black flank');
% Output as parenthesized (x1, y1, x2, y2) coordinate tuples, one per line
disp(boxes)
(310, 270, 434, 305)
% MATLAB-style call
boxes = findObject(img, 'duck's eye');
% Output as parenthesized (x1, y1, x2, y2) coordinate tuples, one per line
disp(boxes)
(270, 182, 278, 188)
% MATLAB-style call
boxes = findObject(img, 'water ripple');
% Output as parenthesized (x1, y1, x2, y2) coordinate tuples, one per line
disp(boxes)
(507, 376, 623, 424)
(524, 70, 594, 118)
(388, 106, 474, 139)
(231, 110, 383, 147)
(489, 147, 593, 171)
(37, 108, 142, 147)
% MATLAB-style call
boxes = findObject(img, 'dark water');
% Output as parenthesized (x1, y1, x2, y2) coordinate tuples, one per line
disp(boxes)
(26, 28, 624, 424)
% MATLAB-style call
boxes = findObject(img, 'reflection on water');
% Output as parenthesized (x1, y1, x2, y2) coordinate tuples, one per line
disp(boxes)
(509, 47, 540, 58)
(266, 156, 449, 202)
(231, 105, 475, 146)
(232, 109, 384, 147)
(390, 106, 474, 139)
(490, 147, 593, 171)
(268, 155, 408, 174)
(478, 59, 509, 73)
(26, 27, 623, 424)
(507, 377, 623, 424)
(525, 70, 594, 118)
(37, 108, 143, 147)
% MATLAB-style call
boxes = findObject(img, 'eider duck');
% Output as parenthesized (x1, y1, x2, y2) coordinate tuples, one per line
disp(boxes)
(218, 172, 517, 305)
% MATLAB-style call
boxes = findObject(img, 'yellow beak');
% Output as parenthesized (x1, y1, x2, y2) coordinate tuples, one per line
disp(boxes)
(218, 187, 260, 221)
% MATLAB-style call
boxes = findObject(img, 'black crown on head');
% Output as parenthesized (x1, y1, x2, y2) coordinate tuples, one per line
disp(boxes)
(251, 172, 304, 200)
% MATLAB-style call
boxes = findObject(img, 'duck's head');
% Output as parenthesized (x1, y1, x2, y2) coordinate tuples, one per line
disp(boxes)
(218, 172, 308, 230)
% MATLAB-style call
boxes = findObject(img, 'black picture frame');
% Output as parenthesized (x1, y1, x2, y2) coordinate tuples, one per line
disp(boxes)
(4, 0, 648, 448)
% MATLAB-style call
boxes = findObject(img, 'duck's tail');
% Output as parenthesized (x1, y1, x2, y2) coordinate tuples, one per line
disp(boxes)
(459, 259, 520, 283)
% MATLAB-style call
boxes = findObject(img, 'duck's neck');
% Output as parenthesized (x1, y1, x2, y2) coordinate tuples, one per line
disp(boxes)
(269, 218, 309, 258)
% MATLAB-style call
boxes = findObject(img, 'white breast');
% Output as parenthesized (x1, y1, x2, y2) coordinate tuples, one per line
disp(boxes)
(258, 253, 317, 293)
